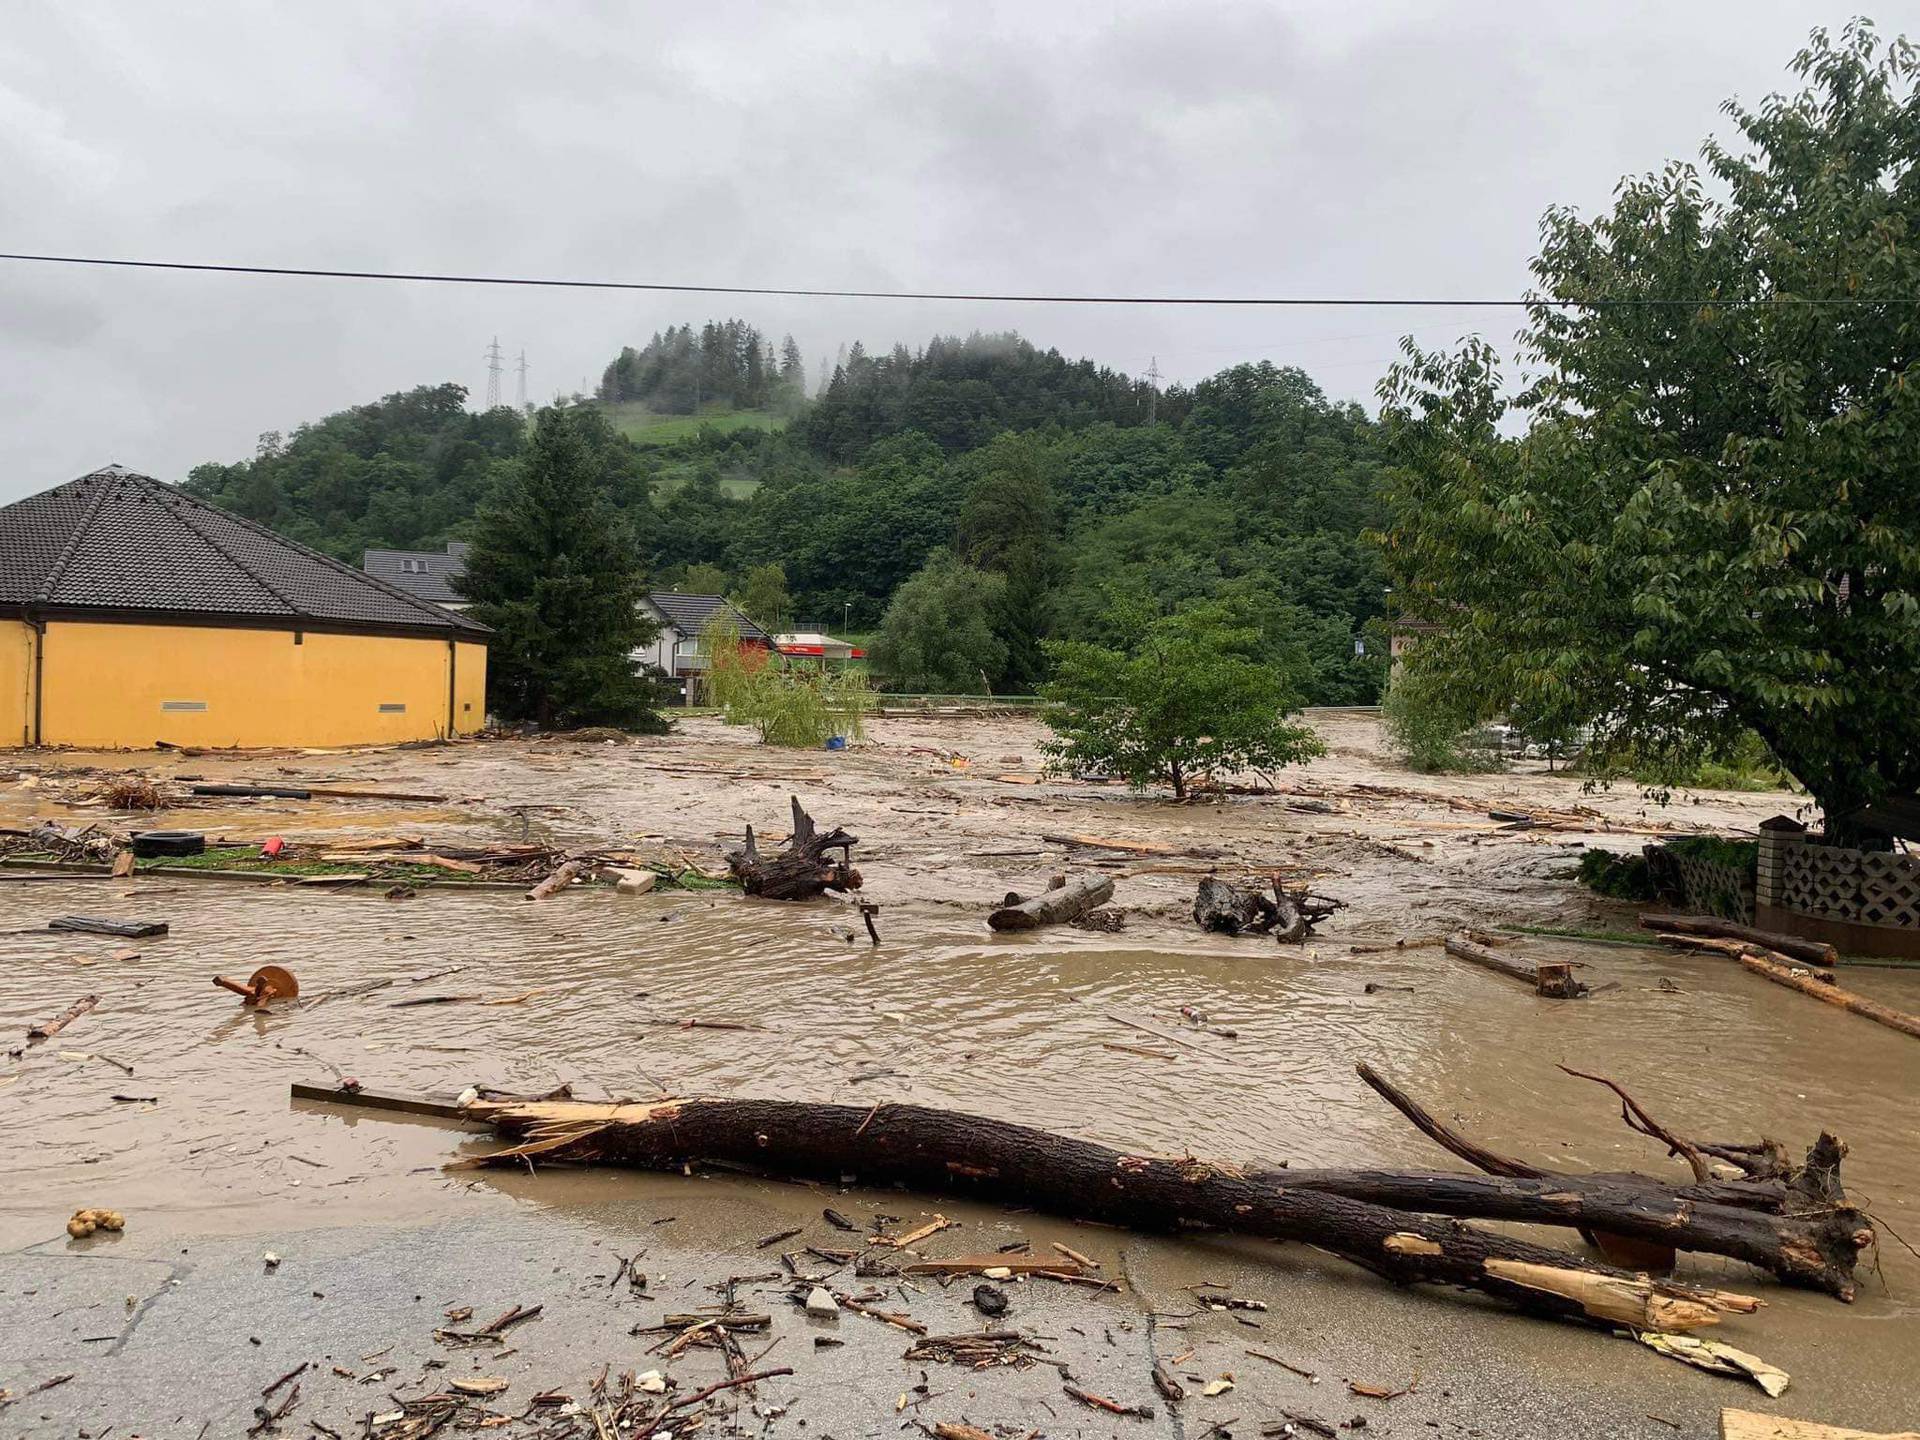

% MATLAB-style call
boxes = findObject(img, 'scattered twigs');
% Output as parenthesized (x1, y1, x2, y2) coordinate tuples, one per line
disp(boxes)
(1063, 1380, 1153, 1418)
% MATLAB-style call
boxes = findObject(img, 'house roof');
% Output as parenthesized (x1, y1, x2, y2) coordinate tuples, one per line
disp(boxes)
(645, 591, 769, 643)
(0, 466, 487, 638)
(362, 542, 470, 605)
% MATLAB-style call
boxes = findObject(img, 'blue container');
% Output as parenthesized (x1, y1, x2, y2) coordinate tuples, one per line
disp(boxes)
(824, 735, 847, 751)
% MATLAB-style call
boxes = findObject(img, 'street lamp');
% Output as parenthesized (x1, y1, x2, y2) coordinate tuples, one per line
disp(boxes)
(843, 601, 851, 634)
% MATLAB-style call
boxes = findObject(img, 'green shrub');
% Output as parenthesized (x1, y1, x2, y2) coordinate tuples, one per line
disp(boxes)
(1382, 666, 1504, 774)
(1576, 848, 1656, 901)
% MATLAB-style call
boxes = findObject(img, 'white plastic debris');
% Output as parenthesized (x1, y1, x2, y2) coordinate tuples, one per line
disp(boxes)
(455, 1086, 480, 1109)
(637, 1370, 666, 1394)
(982, 1266, 1013, 1280)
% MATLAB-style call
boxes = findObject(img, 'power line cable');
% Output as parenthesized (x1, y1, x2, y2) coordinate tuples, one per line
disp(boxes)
(0, 251, 1914, 308)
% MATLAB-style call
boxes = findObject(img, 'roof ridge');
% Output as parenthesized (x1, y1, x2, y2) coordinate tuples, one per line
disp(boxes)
(148, 479, 303, 617)
(153, 478, 482, 632)
(33, 470, 121, 604)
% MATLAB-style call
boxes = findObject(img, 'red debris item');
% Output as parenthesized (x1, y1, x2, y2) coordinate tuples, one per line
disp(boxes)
(260, 837, 286, 858)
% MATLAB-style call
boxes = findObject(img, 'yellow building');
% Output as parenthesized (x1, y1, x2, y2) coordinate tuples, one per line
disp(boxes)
(1, 466, 488, 749)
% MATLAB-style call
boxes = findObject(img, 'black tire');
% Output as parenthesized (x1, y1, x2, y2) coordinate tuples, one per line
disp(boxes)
(132, 830, 207, 858)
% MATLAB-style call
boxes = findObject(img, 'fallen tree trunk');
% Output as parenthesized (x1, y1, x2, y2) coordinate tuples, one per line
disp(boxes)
(1348, 1063, 1868, 1293)
(1640, 913, 1837, 967)
(727, 796, 861, 900)
(457, 1095, 1767, 1332)
(989, 875, 1113, 931)
(1253, 1165, 1865, 1296)
(1650, 933, 1920, 1040)
(1733, 947, 1920, 1041)
(1445, 930, 1587, 998)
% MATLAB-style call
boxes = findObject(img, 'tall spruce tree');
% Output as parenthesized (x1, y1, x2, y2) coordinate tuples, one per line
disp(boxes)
(458, 408, 664, 731)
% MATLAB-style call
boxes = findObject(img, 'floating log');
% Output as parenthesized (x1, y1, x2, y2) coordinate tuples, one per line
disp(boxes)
(455, 1095, 1767, 1333)
(1445, 930, 1587, 997)
(1641, 913, 1837, 967)
(525, 858, 591, 901)
(49, 916, 169, 939)
(1733, 947, 1920, 1041)
(28, 994, 99, 1040)
(990, 874, 1114, 931)
(727, 796, 861, 901)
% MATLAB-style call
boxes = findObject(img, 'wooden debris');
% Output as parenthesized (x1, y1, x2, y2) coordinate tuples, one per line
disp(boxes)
(1193, 877, 1343, 942)
(870, 1214, 951, 1248)
(49, 915, 168, 938)
(1445, 930, 1587, 998)
(728, 797, 861, 900)
(901, 1256, 1081, 1276)
(1640, 913, 1837, 966)
(28, 994, 98, 1040)
(988, 874, 1114, 931)
(1063, 1381, 1153, 1418)
(1732, 948, 1920, 1041)
(526, 858, 591, 901)
(1720, 1409, 1920, 1440)
(456, 1094, 1790, 1330)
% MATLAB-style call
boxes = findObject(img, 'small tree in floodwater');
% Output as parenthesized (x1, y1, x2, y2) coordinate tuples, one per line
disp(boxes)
(1039, 601, 1322, 799)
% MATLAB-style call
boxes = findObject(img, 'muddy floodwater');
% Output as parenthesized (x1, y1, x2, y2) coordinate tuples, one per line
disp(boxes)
(3, 712, 1918, 1437)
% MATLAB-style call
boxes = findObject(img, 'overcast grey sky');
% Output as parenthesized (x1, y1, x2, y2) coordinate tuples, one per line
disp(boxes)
(0, 2, 1864, 501)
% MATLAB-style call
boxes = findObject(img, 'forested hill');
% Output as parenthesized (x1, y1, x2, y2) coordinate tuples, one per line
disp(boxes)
(599, 319, 806, 415)
(802, 332, 1161, 458)
(181, 384, 527, 561)
(181, 330, 1390, 704)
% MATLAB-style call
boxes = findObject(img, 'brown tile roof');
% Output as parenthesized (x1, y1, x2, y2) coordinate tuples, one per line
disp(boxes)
(0, 466, 487, 637)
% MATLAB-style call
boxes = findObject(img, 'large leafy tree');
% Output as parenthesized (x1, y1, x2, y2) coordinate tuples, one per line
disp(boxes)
(870, 550, 1007, 694)
(458, 408, 664, 731)
(1380, 24, 1920, 829)
(1040, 602, 1322, 799)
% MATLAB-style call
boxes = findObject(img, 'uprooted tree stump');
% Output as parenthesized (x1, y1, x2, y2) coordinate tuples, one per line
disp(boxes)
(727, 796, 861, 900)
(1194, 876, 1343, 942)
(456, 1093, 1870, 1329)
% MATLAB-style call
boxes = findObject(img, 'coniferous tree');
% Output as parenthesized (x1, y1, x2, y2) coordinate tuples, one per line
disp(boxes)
(457, 408, 665, 731)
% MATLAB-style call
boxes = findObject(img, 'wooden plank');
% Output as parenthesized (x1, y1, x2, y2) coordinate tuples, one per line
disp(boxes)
(49, 915, 169, 938)
(289, 1081, 482, 1121)
(1722, 1409, 1920, 1440)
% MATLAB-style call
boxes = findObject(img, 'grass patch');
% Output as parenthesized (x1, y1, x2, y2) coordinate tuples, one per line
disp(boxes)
(597, 401, 785, 448)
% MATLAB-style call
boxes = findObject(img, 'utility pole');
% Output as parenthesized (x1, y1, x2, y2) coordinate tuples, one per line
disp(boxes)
(515, 348, 530, 411)
(1145, 356, 1162, 425)
(484, 336, 504, 410)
